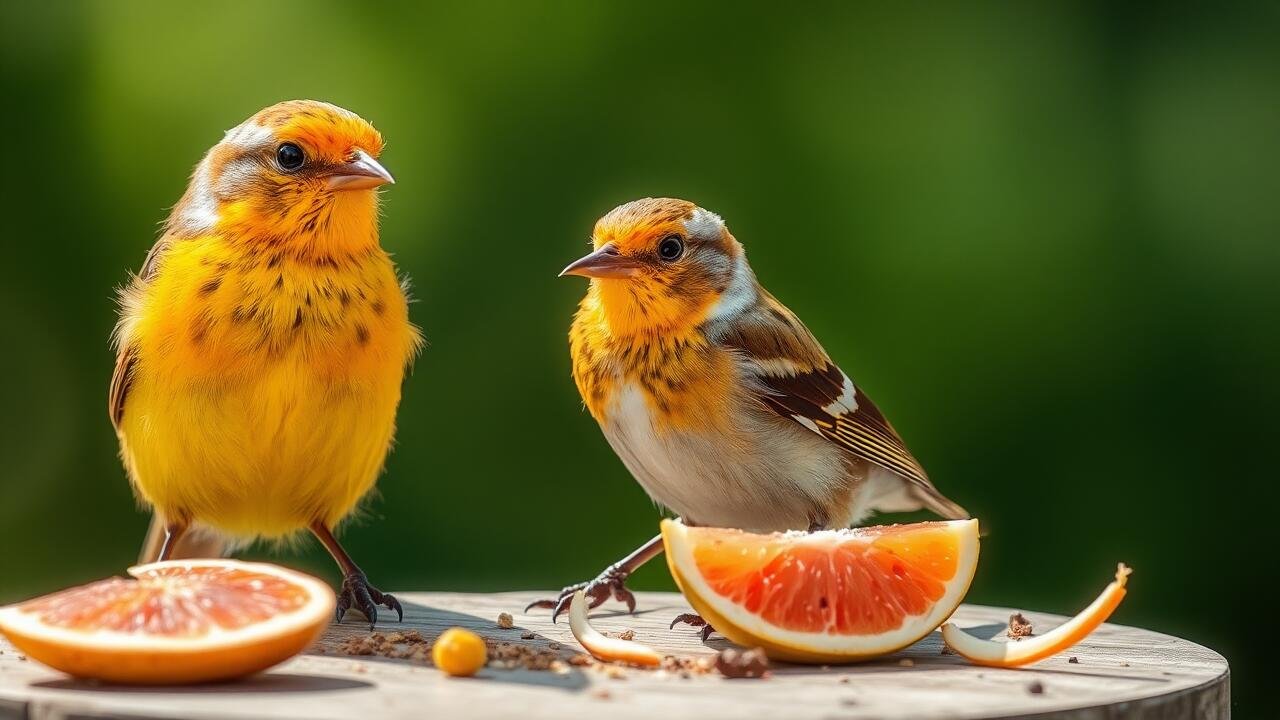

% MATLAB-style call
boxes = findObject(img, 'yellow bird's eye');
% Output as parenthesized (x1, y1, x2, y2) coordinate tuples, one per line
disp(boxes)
(276, 142, 305, 171)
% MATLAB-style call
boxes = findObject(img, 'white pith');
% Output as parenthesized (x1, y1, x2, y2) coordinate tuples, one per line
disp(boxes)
(941, 568, 1128, 663)
(568, 589, 661, 666)
(667, 519, 980, 654)
(0, 559, 335, 654)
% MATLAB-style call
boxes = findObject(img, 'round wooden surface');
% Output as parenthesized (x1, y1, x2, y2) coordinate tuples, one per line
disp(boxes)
(0, 591, 1229, 720)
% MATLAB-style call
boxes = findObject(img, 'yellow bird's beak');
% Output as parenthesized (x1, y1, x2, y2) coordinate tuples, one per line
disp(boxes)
(327, 149, 395, 191)
(560, 243, 643, 279)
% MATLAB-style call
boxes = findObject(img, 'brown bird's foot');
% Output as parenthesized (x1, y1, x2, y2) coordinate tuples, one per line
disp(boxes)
(670, 613, 717, 642)
(524, 564, 637, 624)
(524, 535, 667, 623)
(336, 572, 403, 629)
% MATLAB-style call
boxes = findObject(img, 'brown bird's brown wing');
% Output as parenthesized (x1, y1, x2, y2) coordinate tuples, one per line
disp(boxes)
(718, 291, 968, 519)
(759, 362, 929, 481)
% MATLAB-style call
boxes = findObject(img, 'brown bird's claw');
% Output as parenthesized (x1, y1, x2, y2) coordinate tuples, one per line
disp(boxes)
(336, 572, 403, 629)
(524, 564, 637, 623)
(670, 613, 717, 642)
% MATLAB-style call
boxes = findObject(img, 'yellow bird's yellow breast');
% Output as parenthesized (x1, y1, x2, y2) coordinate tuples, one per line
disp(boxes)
(117, 237, 422, 537)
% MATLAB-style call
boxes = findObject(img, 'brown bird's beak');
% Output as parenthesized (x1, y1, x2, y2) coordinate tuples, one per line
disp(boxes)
(327, 149, 395, 191)
(559, 243, 642, 279)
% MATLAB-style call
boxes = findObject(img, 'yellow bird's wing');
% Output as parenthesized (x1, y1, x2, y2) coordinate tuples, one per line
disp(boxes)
(111, 234, 228, 561)
(109, 236, 171, 430)
(107, 347, 132, 431)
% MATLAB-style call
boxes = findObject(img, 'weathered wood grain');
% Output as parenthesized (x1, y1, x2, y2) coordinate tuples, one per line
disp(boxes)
(0, 592, 1229, 720)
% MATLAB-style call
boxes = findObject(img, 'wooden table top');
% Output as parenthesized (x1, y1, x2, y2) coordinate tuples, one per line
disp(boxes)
(0, 591, 1229, 720)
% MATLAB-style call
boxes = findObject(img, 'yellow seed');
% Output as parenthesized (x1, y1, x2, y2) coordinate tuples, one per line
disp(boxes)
(432, 628, 487, 677)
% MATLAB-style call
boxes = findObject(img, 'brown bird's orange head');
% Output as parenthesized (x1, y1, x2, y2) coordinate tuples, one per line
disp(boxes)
(562, 198, 753, 336)
(166, 100, 393, 254)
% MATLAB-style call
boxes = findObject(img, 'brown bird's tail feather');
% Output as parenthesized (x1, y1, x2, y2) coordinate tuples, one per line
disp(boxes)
(912, 488, 991, 536)
(138, 515, 228, 564)
(914, 489, 970, 521)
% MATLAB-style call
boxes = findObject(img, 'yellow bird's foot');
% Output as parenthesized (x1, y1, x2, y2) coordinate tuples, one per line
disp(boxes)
(669, 613, 717, 642)
(336, 572, 403, 629)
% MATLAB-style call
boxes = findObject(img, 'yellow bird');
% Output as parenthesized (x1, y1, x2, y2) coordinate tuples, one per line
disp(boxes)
(110, 100, 422, 625)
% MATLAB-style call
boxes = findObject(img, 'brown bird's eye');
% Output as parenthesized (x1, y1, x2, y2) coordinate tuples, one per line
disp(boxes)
(658, 235, 684, 261)
(276, 142, 305, 171)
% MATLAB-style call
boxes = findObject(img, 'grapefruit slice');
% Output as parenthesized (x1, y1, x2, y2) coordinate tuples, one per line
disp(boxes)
(0, 559, 335, 684)
(662, 518, 979, 663)
(942, 563, 1131, 667)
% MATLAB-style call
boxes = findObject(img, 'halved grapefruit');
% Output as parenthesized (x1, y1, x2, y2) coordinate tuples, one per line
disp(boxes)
(0, 560, 335, 684)
(662, 518, 979, 663)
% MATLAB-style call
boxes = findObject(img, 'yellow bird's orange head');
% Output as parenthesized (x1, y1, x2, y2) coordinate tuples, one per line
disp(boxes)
(166, 100, 393, 253)
(562, 198, 752, 335)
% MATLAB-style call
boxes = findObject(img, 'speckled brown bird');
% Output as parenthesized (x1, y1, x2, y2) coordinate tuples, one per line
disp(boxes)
(529, 198, 969, 623)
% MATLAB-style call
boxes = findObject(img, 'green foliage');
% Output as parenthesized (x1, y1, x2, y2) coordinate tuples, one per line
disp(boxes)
(1, 1, 1275, 713)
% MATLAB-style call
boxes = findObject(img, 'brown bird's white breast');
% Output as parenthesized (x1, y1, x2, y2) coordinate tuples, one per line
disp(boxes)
(598, 370, 853, 533)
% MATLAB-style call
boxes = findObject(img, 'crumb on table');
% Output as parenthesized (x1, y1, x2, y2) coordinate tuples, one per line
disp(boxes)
(1008, 613, 1034, 639)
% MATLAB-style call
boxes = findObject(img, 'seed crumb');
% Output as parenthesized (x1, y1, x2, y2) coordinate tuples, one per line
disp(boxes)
(550, 660, 571, 675)
(940, 643, 954, 655)
(1008, 612, 1034, 639)
(604, 665, 627, 679)
(715, 647, 770, 679)
(337, 630, 432, 663)
(839, 677, 851, 684)
(898, 658, 915, 667)
(520, 631, 536, 640)
(335, 629, 595, 672)
(548, 641, 562, 650)
(1027, 680, 1045, 695)
(1068, 656, 1079, 664)
(497, 612, 514, 629)
(487, 638, 570, 670)
(592, 688, 613, 700)
(661, 655, 716, 677)
(606, 629, 636, 641)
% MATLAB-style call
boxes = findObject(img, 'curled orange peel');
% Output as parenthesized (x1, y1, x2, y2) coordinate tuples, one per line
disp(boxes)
(567, 589, 662, 667)
(941, 563, 1132, 668)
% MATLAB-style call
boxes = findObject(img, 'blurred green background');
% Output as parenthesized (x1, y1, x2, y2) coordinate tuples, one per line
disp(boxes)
(1, 0, 1274, 712)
